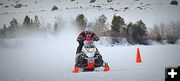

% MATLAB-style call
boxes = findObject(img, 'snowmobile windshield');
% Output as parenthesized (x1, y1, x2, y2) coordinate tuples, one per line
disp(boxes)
(84, 41, 94, 48)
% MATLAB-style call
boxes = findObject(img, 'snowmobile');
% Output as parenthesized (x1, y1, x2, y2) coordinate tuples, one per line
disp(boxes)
(73, 40, 110, 73)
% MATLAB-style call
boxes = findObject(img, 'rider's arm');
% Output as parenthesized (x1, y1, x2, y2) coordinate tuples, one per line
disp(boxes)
(77, 31, 85, 42)
(91, 32, 99, 41)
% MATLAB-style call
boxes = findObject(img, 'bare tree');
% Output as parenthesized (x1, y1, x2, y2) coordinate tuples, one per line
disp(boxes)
(159, 23, 166, 40)
(149, 24, 162, 41)
(93, 14, 107, 36)
(166, 21, 179, 44)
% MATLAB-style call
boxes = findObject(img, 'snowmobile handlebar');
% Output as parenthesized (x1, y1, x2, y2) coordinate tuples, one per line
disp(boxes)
(84, 55, 98, 60)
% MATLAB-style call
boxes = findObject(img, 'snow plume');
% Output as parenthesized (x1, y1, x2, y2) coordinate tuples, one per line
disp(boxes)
(0, 19, 80, 80)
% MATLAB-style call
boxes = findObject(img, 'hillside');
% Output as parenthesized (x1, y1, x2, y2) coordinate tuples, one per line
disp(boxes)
(0, 0, 180, 28)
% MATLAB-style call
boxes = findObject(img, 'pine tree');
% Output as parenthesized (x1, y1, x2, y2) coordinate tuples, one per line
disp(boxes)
(3, 24, 8, 31)
(135, 20, 147, 43)
(10, 18, 18, 28)
(126, 20, 147, 44)
(0, 24, 8, 39)
(9, 18, 18, 33)
(23, 16, 31, 27)
(30, 19, 33, 26)
(8, 18, 19, 37)
(111, 15, 124, 32)
(34, 15, 40, 29)
(110, 15, 125, 43)
(126, 22, 135, 44)
(54, 22, 58, 32)
(76, 14, 87, 30)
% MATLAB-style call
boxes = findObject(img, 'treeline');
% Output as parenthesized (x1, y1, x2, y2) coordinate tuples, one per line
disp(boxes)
(1, 14, 180, 45)
(75, 14, 148, 45)
(75, 14, 180, 45)
(0, 15, 60, 39)
(149, 22, 180, 44)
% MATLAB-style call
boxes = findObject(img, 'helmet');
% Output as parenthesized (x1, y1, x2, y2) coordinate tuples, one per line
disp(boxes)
(85, 27, 93, 37)
(85, 26, 93, 32)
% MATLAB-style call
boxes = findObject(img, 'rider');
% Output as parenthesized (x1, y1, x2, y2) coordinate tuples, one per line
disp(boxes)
(75, 26, 104, 67)
(76, 26, 99, 53)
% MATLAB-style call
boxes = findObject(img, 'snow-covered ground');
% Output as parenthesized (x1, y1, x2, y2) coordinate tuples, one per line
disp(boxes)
(0, 27, 180, 81)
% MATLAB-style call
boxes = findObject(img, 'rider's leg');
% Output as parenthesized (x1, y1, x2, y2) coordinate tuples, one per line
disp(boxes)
(75, 41, 84, 67)
(76, 41, 84, 54)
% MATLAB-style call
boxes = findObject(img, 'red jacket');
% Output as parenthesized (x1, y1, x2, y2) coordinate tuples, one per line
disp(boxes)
(77, 31, 99, 42)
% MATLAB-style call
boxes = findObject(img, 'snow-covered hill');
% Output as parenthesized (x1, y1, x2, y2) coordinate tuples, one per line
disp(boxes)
(0, 0, 180, 28)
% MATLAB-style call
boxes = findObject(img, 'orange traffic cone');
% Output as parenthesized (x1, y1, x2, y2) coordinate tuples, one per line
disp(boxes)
(73, 67, 79, 73)
(136, 48, 142, 63)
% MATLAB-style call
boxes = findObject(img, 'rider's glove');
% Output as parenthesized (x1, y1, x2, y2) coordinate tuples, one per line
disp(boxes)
(93, 38, 99, 41)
